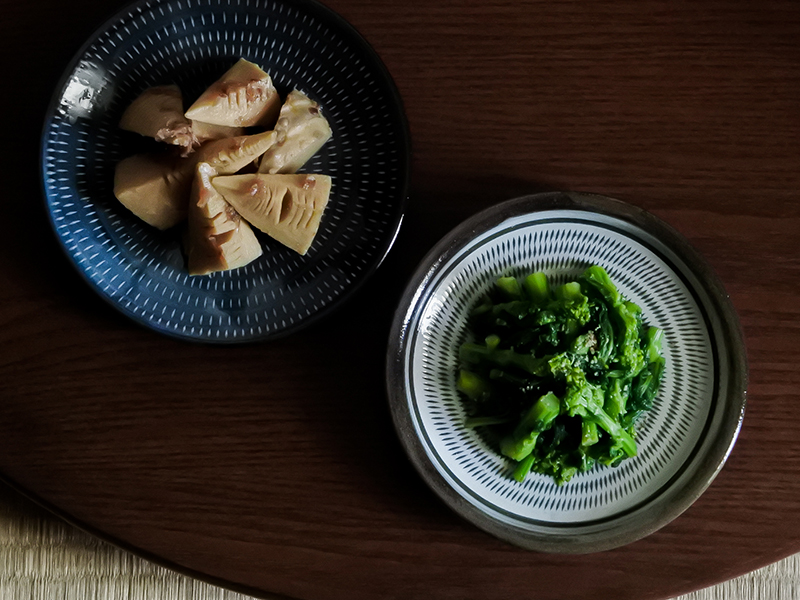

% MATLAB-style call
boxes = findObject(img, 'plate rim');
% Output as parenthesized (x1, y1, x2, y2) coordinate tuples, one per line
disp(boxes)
(386, 190, 748, 553)
(39, 0, 412, 344)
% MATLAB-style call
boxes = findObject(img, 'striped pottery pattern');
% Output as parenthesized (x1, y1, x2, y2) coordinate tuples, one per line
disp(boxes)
(404, 210, 715, 526)
(42, 0, 408, 341)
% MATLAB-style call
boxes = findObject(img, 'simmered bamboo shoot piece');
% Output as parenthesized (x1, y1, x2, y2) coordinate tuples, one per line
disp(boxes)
(212, 173, 331, 255)
(191, 120, 245, 144)
(258, 89, 332, 174)
(184, 59, 281, 127)
(113, 152, 193, 229)
(193, 130, 279, 175)
(119, 85, 196, 152)
(184, 162, 263, 275)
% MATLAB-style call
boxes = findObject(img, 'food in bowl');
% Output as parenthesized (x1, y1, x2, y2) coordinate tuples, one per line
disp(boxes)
(112, 151, 194, 229)
(456, 265, 665, 484)
(212, 172, 332, 256)
(258, 89, 332, 174)
(184, 58, 281, 128)
(184, 162, 263, 276)
(119, 84, 196, 153)
(112, 58, 333, 273)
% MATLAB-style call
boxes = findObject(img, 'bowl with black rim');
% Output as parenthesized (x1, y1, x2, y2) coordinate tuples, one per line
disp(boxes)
(386, 191, 747, 553)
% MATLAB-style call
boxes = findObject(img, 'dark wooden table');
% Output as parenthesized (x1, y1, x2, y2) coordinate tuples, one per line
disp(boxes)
(1, 0, 799, 599)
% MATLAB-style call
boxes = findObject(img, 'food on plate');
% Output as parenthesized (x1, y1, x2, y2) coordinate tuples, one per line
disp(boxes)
(456, 265, 665, 485)
(113, 59, 333, 273)
(184, 162, 263, 276)
(118, 84, 196, 153)
(184, 58, 281, 127)
(191, 120, 245, 143)
(258, 89, 332, 174)
(113, 152, 193, 230)
(193, 130, 280, 175)
(212, 173, 331, 255)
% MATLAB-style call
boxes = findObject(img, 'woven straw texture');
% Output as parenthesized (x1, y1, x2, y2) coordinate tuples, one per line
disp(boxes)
(0, 480, 795, 600)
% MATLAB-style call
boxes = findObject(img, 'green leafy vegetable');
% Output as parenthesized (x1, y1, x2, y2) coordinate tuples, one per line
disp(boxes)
(456, 265, 666, 485)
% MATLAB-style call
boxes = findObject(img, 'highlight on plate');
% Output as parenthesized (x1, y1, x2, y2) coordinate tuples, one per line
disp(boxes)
(455, 265, 666, 485)
(113, 58, 333, 275)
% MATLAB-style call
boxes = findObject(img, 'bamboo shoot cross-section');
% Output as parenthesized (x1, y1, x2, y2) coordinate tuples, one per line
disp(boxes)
(184, 162, 263, 275)
(211, 173, 332, 255)
(184, 58, 281, 128)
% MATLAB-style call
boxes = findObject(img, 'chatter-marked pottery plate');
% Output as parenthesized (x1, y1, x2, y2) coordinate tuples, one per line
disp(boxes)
(41, 0, 410, 342)
(387, 191, 747, 553)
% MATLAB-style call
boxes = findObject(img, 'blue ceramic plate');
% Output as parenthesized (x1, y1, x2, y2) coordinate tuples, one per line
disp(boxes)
(41, 0, 410, 342)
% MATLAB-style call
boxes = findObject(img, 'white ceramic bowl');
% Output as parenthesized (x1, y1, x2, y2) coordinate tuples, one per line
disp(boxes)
(386, 191, 747, 553)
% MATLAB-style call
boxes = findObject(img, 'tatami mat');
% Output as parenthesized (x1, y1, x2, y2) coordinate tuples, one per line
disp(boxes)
(1, 480, 796, 600)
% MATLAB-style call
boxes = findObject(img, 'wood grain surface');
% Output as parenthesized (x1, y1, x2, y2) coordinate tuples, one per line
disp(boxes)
(1, 0, 798, 599)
